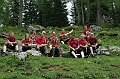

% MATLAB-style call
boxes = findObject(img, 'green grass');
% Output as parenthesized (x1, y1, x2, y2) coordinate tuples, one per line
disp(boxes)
(0, 26, 120, 79)
(0, 55, 120, 79)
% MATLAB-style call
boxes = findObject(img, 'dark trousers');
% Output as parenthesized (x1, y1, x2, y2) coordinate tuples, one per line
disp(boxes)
(6, 44, 16, 50)
(22, 45, 31, 52)
(38, 46, 46, 55)
(51, 47, 60, 57)
(77, 47, 91, 57)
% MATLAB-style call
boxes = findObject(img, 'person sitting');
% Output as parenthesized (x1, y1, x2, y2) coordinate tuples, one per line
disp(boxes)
(35, 33, 48, 55)
(68, 34, 79, 58)
(42, 31, 48, 44)
(50, 31, 58, 41)
(30, 31, 39, 45)
(84, 31, 91, 41)
(78, 34, 91, 58)
(59, 29, 68, 44)
(51, 36, 60, 58)
(88, 33, 102, 55)
(22, 33, 32, 52)
(2, 32, 19, 56)
(82, 25, 91, 40)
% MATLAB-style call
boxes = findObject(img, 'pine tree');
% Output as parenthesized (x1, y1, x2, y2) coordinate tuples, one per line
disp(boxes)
(42, 0, 69, 27)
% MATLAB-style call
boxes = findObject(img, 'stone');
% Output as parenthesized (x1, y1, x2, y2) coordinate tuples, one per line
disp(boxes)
(90, 25, 102, 31)
(17, 52, 28, 60)
(36, 25, 45, 30)
(26, 50, 42, 56)
(27, 26, 36, 33)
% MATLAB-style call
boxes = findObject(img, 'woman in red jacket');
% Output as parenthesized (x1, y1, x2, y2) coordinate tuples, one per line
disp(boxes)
(22, 33, 32, 52)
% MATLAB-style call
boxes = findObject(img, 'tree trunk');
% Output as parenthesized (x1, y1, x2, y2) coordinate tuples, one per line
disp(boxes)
(81, 0, 84, 25)
(96, 0, 102, 25)
(75, 0, 81, 26)
(18, 0, 23, 26)
(86, 1, 90, 24)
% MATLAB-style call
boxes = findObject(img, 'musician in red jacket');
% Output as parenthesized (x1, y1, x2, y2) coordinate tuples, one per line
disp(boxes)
(68, 34, 79, 58)
(22, 33, 32, 52)
(3, 32, 18, 56)
(60, 29, 68, 44)
(35, 33, 48, 55)
(50, 32, 58, 40)
(42, 31, 48, 44)
(83, 25, 91, 36)
(30, 31, 39, 44)
(88, 33, 102, 55)
(51, 36, 60, 58)
(78, 34, 90, 58)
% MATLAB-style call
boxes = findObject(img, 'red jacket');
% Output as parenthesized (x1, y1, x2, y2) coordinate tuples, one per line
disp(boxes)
(50, 35, 58, 40)
(51, 41, 59, 47)
(79, 39, 87, 46)
(6, 36, 17, 42)
(68, 38, 79, 48)
(83, 28, 91, 35)
(30, 35, 39, 44)
(88, 37, 98, 45)
(60, 31, 66, 36)
(22, 39, 32, 45)
(35, 38, 46, 45)
(44, 36, 48, 44)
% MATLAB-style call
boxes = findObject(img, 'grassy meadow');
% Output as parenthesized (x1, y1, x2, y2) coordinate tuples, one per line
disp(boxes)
(0, 26, 120, 79)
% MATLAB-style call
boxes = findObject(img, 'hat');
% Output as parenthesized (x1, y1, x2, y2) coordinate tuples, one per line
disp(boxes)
(42, 31, 46, 34)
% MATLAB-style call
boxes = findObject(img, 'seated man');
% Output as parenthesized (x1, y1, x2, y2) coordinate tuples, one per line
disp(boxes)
(30, 31, 39, 45)
(82, 25, 91, 41)
(59, 29, 68, 44)
(50, 31, 58, 41)
(68, 34, 79, 58)
(88, 33, 102, 55)
(78, 34, 91, 58)
(42, 31, 48, 44)
(51, 36, 60, 58)
(35, 33, 48, 55)
(3, 32, 19, 56)
(22, 33, 32, 52)
(82, 25, 91, 36)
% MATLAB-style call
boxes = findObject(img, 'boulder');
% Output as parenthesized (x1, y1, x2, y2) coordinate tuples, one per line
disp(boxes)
(27, 26, 36, 33)
(36, 25, 45, 30)
(26, 49, 42, 56)
(17, 52, 28, 60)
(90, 25, 102, 31)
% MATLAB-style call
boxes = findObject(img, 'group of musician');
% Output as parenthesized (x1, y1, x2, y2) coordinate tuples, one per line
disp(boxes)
(2, 25, 102, 58)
